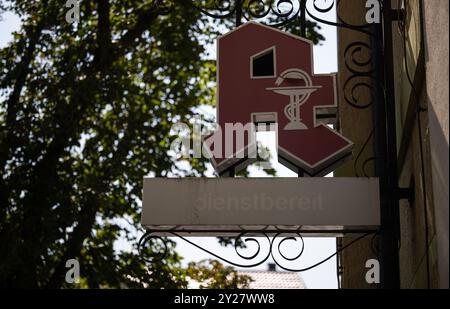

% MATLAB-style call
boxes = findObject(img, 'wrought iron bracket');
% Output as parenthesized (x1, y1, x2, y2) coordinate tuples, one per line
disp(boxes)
(138, 229, 377, 272)
(137, 0, 397, 278)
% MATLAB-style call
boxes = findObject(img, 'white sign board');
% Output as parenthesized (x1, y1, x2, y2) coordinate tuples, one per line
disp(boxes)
(142, 178, 380, 236)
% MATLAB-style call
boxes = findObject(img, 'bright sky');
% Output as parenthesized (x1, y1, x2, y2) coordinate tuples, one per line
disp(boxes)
(0, 4, 339, 289)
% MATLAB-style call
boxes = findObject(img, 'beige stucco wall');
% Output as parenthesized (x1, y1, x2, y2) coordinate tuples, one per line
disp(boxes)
(422, 0, 449, 289)
(335, 0, 378, 289)
(337, 0, 448, 288)
(392, 0, 439, 289)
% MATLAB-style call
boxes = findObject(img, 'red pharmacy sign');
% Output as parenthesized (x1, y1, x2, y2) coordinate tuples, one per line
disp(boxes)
(204, 22, 353, 176)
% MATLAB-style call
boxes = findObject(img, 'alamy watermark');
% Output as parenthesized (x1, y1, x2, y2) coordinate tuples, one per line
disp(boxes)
(365, 0, 381, 24)
(365, 258, 380, 284)
(170, 115, 274, 169)
(65, 0, 80, 24)
(65, 258, 80, 284)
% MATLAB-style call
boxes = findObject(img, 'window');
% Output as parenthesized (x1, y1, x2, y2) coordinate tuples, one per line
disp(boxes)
(251, 46, 276, 78)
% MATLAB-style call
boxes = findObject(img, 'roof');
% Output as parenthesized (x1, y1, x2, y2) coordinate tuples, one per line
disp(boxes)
(238, 270, 307, 289)
(217, 21, 314, 46)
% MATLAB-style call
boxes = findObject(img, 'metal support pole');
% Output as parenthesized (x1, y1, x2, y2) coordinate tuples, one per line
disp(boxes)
(372, 0, 401, 289)
(235, 0, 242, 27)
(300, 0, 306, 37)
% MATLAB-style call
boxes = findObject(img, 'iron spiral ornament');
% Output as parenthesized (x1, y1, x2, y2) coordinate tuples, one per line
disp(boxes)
(138, 230, 374, 271)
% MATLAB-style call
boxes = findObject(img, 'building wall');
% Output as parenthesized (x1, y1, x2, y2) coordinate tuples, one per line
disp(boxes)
(335, 0, 378, 289)
(337, 0, 448, 288)
(422, 0, 449, 289)
(392, 0, 439, 289)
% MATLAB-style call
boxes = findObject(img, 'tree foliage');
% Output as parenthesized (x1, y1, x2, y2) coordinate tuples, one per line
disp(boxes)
(0, 0, 323, 288)
(186, 259, 252, 289)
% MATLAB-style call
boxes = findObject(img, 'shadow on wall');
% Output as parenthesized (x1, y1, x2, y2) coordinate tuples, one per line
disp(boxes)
(426, 98, 449, 288)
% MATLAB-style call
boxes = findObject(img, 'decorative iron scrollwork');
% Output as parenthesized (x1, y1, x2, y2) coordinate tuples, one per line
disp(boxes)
(189, 1, 374, 32)
(138, 232, 169, 263)
(342, 41, 375, 110)
(190, 0, 302, 27)
(189, 0, 239, 19)
(305, 0, 374, 35)
(138, 230, 374, 272)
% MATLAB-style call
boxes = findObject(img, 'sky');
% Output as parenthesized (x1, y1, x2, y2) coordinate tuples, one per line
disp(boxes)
(0, 11, 20, 47)
(0, 4, 339, 289)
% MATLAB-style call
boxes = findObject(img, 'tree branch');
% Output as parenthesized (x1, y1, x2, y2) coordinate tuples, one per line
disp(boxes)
(0, 20, 45, 226)
(44, 120, 139, 288)
(94, 0, 112, 70)
(18, 0, 168, 287)
(44, 193, 100, 289)
(111, 0, 166, 64)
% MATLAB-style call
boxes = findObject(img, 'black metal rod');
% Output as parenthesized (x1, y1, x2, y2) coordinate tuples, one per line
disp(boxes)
(372, 0, 401, 289)
(144, 229, 378, 235)
(235, 0, 242, 27)
(300, 0, 307, 37)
